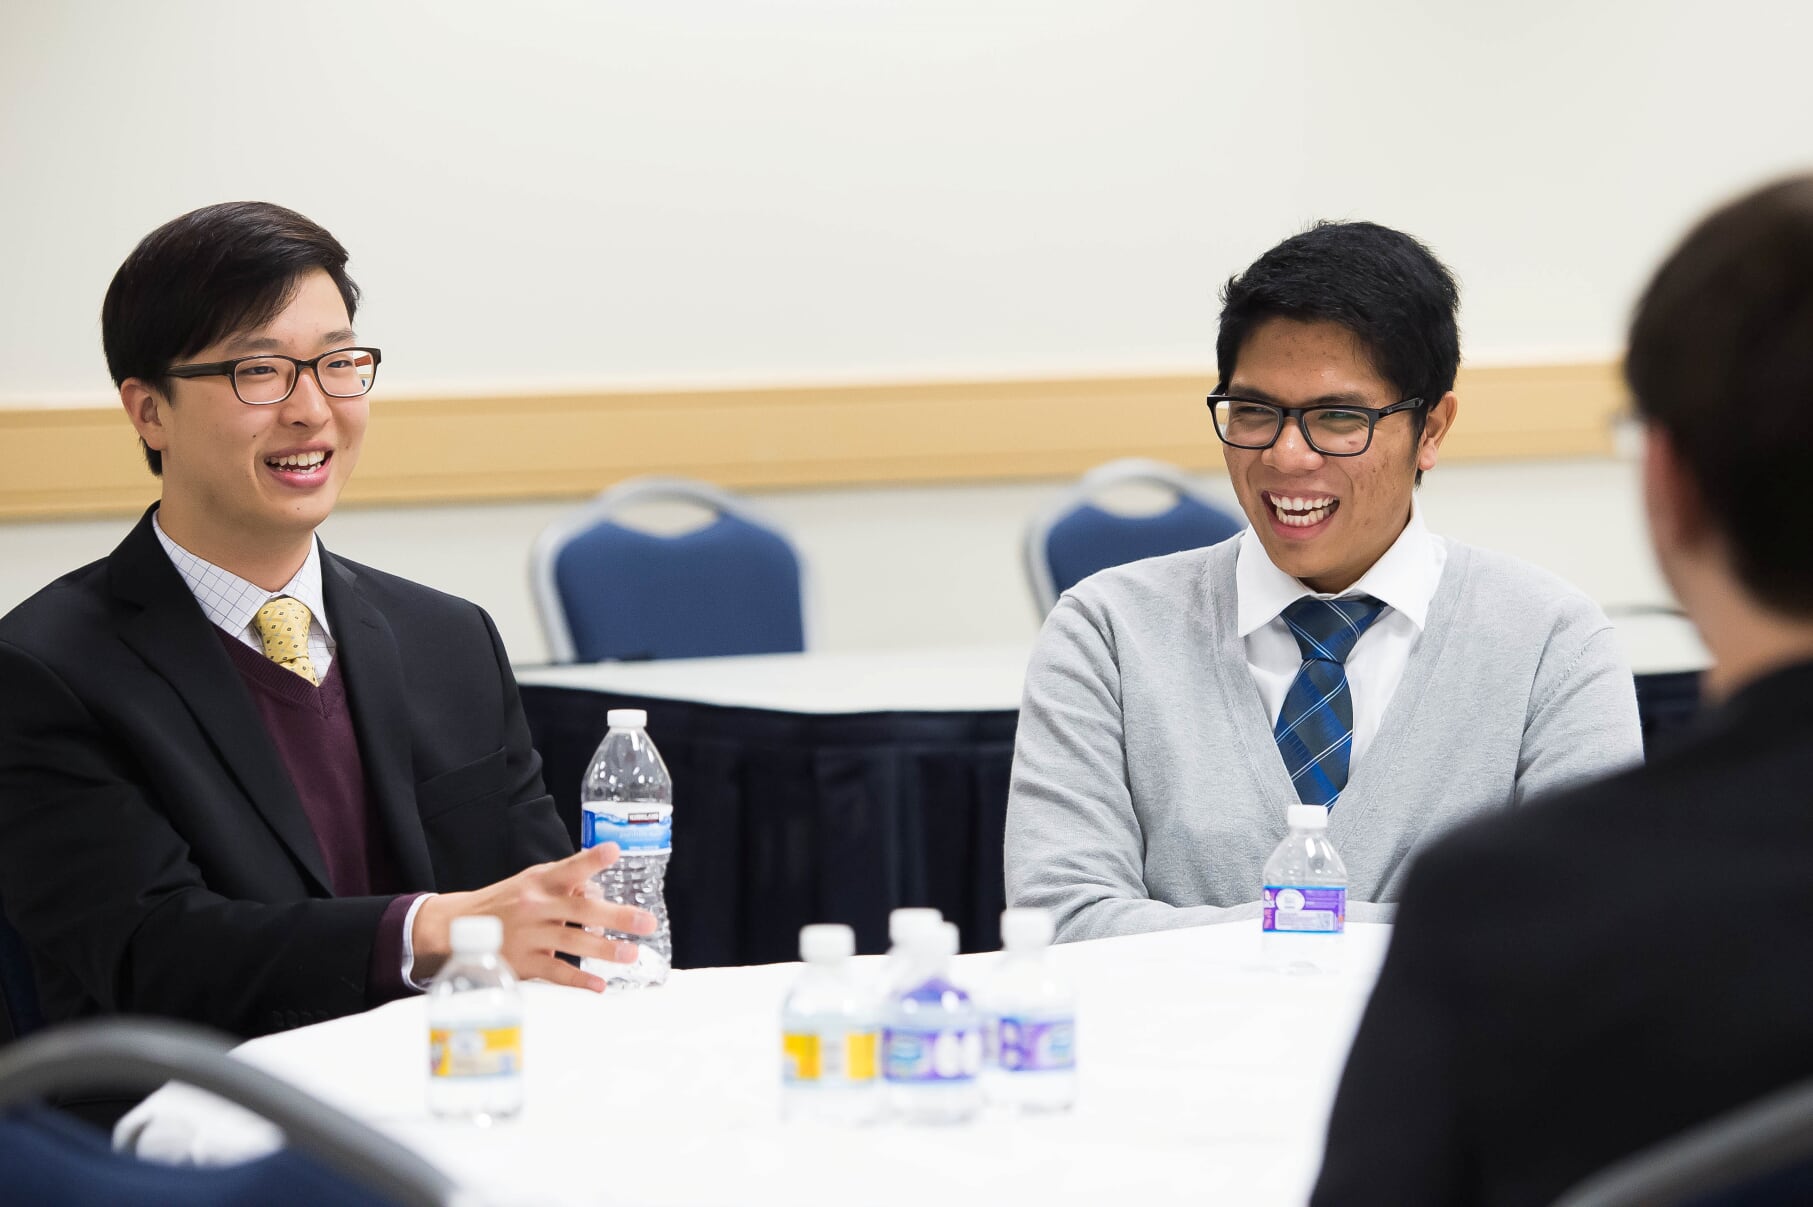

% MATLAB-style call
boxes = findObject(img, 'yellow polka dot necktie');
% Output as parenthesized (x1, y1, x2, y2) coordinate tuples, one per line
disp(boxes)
(253, 596, 320, 686)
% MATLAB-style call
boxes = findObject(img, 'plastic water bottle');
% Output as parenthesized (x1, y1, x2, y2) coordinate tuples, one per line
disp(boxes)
(1261, 804, 1348, 973)
(579, 708, 673, 989)
(883, 907, 944, 993)
(980, 907, 1077, 1113)
(781, 924, 881, 1124)
(883, 921, 982, 1124)
(427, 915, 523, 1124)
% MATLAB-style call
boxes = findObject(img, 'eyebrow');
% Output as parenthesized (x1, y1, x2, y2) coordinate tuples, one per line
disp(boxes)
(221, 328, 358, 355)
(1225, 384, 1379, 408)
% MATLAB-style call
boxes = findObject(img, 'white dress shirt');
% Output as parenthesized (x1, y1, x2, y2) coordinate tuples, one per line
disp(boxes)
(151, 512, 337, 676)
(1236, 499, 1448, 765)
(151, 511, 429, 988)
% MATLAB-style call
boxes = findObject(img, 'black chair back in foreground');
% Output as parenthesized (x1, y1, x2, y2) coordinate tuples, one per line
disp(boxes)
(1553, 1075, 1813, 1207)
(0, 1018, 460, 1206)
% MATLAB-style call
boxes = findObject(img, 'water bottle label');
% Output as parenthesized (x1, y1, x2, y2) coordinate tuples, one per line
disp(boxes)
(429, 1024, 523, 1080)
(882, 1027, 981, 1083)
(994, 1015, 1076, 1073)
(1261, 885, 1345, 934)
(583, 805, 674, 852)
(783, 1030, 878, 1085)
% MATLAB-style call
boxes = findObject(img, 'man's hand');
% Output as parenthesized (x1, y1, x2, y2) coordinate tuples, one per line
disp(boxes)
(411, 844, 657, 991)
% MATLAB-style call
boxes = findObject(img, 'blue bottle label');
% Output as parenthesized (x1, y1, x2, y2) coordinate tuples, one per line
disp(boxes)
(1261, 885, 1345, 934)
(582, 804, 673, 852)
(882, 1026, 981, 1083)
(994, 1015, 1076, 1073)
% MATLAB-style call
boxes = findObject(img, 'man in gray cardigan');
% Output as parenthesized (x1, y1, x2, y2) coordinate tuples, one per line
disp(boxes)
(1006, 221, 1644, 942)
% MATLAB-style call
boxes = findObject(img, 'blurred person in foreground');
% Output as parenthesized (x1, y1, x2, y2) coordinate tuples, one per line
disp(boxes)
(1006, 221, 1643, 940)
(1314, 175, 1813, 1205)
(0, 203, 653, 1091)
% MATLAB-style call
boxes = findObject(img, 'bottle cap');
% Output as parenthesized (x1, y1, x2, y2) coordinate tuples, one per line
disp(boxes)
(450, 914, 503, 955)
(939, 921, 960, 958)
(888, 907, 942, 947)
(607, 708, 648, 729)
(1287, 804, 1330, 831)
(799, 923, 855, 964)
(1000, 907, 1055, 951)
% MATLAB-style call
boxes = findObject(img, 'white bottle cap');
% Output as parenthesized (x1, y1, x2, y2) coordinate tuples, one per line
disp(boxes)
(1288, 804, 1329, 831)
(1000, 907, 1055, 951)
(888, 907, 943, 947)
(450, 914, 503, 955)
(939, 921, 961, 957)
(607, 708, 648, 729)
(799, 923, 855, 963)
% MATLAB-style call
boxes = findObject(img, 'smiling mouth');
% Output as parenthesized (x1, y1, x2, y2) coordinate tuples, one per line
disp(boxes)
(264, 451, 331, 476)
(1265, 492, 1338, 528)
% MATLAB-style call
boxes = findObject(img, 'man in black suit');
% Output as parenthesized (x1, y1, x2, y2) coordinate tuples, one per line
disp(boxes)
(0, 202, 652, 1049)
(1312, 176, 1813, 1205)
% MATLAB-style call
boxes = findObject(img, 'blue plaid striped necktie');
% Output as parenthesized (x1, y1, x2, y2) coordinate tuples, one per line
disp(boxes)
(1274, 595, 1387, 808)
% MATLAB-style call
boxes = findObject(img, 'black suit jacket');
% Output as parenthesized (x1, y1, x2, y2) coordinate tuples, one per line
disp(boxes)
(0, 508, 573, 1038)
(1312, 659, 1813, 1207)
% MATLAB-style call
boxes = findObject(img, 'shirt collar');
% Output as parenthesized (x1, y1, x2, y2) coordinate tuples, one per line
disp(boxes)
(1235, 497, 1441, 638)
(151, 510, 333, 640)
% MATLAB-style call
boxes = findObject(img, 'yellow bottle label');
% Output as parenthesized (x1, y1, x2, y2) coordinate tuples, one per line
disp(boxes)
(784, 1030, 878, 1084)
(429, 1025, 523, 1079)
(782, 1032, 821, 1083)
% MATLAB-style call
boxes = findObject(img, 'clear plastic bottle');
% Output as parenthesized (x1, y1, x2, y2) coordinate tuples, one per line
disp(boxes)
(980, 907, 1077, 1113)
(580, 708, 673, 989)
(883, 907, 944, 994)
(780, 924, 881, 1124)
(427, 915, 523, 1124)
(1261, 804, 1348, 973)
(883, 921, 982, 1124)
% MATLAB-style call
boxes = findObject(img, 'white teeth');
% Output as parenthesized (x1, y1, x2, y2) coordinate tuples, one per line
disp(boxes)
(266, 452, 326, 469)
(1271, 495, 1337, 527)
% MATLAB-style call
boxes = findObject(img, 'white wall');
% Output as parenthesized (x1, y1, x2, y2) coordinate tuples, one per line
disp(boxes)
(3, 0, 1812, 406)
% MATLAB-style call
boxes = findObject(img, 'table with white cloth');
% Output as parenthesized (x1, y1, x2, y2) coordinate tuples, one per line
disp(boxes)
(122, 921, 1395, 1207)
(514, 615, 1707, 968)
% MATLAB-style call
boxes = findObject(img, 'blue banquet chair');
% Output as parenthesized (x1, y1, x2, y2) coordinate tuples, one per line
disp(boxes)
(531, 476, 806, 663)
(1025, 458, 1244, 616)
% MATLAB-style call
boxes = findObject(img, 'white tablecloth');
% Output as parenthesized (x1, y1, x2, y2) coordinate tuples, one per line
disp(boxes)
(516, 643, 1032, 714)
(121, 921, 1394, 1206)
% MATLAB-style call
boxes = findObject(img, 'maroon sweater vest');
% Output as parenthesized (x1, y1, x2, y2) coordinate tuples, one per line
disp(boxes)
(218, 632, 419, 1001)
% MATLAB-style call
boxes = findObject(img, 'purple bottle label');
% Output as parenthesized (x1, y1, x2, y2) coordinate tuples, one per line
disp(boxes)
(1261, 885, 1345, 934)
(995, 1016, 1076, 1073)
(883, 1027, 982, 1083)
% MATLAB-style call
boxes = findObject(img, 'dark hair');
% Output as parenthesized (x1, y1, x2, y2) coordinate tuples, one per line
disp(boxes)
(101, 201, 360, 475)
(1216, 220, 1460, 485)
(1626, 175, 1813, 618)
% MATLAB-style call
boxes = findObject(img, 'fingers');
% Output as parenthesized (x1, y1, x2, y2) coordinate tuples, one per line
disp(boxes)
(520, 922, 642, 966)
(542, 843, 620, 891)
(519, 954, 607, 994)
(562, 896, 658, 936)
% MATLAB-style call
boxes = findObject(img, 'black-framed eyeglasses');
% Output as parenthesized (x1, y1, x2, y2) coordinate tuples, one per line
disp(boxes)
(166, 347, 383, 406)
(1207, 394, 1424, 457)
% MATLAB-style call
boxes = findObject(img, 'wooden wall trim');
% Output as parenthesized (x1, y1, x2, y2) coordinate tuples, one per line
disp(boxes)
(0, 362, 1624, 520)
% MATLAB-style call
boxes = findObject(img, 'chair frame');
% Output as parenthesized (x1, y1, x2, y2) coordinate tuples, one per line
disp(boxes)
(1024, 458, 1239, 616)
(1553, 1075, 1813, 1207)
(530, 476, 808, 665)
(0, 1018, 458, 1206)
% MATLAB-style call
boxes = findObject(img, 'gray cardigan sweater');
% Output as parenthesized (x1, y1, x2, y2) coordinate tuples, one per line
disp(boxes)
(1004, 536, 1645, 942)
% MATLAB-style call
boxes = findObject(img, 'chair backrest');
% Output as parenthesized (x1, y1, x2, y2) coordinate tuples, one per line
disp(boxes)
(1553, 1076, 1813, 1207)
(0, 898, 44, 1046)
(0, 1017, 459, 1206)
(1026, 458, 1244, 615)
(531, 476, 806, 663)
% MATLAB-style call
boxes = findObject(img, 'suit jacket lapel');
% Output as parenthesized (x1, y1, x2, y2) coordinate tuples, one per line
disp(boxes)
(109, 509, 334, 895)
(321, 551, 437, 890)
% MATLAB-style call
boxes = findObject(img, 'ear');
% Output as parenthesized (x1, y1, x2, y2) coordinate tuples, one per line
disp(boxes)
(120, 378, 169, 455)
(1642, 422, 1708, 554)
(1416, 391, 1458, 474)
